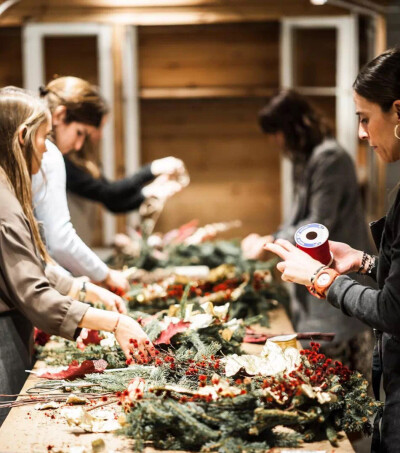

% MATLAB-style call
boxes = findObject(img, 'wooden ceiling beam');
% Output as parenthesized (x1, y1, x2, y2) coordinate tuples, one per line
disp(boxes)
(0, 0, 351, 26)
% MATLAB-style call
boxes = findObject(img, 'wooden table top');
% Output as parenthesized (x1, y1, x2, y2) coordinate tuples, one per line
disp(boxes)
(0, 307, 355, 453)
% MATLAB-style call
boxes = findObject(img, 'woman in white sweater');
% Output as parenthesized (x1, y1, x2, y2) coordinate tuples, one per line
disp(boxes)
(33, 77, 183, 289)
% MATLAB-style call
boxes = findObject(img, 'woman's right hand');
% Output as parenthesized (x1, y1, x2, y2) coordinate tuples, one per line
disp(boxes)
(142, 174, 182, 200)
(115, 315, 156, 362)
(329, 240, 363, 274)
(104, 269, 129, 292)
(151, 157, 185, 176)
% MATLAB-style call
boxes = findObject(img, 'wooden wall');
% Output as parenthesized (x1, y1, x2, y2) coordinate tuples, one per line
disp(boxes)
(139, 22, 282, 237)
(141, 98, 281, 237)
(0, 28, 22, 87)
(0, 20, 344, 243)
(44, 37, 98, 84)
(139, 23, 279, 89)
(293, 28, 337, 88)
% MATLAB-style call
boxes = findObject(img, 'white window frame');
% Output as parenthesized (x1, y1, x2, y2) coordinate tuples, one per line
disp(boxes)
(280, 15, 359, 222)
(22, 23, 116, 244)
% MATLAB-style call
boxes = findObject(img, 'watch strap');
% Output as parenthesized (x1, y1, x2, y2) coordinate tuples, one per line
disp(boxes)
(309, 268, 339, 299)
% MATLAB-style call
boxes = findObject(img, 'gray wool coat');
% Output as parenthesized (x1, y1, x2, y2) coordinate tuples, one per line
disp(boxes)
(273, 138, 372, 344)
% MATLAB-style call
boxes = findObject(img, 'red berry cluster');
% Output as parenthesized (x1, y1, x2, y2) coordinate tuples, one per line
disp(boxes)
(117, 385, 144, 409)
(257, 342, 353, 405)
(184, 356, 222, 377)
(151, 352, 222, 376)
(125, 338, 158, 365)
(109, 286, 126, 298)
(300, 342, 352, 384)
(166, 284, 202, 299)
(261, 374, 304, 403)
(165, 278, 243, 301)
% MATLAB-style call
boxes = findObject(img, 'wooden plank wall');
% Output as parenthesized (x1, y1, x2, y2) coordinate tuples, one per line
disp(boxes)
(0, 28, 22, 87)
(141, 98, 281, 237)
(139, 23, 280, 89)
(0, 20, 340, 243)
(294, 28, 337, 88)
(44, 36, 99, 84)
(139, 23, 282, 237)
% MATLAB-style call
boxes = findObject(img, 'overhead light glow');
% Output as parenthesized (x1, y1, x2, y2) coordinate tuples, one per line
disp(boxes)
(310, 0, 328, 4)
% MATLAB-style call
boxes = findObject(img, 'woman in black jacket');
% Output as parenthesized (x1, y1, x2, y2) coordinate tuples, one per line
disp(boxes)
(64, 156, 183, 213)
(40, 76, 186, 213)
(266, 48, 400, 452)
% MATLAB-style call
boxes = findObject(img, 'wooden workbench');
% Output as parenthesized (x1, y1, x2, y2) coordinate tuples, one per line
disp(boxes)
(0, 307, 355, 453)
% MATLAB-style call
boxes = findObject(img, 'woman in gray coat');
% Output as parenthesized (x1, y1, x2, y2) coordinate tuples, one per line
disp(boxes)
(242, 90, 371, 361)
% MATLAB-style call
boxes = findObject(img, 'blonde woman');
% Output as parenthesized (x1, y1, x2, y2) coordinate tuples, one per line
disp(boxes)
(0, 88, 154, 425)
(34, 76, 184, 287)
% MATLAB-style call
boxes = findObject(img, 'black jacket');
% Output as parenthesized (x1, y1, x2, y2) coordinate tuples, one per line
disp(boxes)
(64, 156, 154, 213)
(328, 188, 400, 451)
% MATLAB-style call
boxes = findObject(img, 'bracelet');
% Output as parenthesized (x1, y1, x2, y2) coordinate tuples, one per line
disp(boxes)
(78, 281, 87, 302)
(367, 255, 376, 275)
(113, 315, 121, 334)
(357, 252, 368, 274)
(310, 265, 328, 285)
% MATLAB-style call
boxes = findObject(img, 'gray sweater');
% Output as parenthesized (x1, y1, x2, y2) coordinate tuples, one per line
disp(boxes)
(327, 186, 400, 449)
(274, 139, 371, 343)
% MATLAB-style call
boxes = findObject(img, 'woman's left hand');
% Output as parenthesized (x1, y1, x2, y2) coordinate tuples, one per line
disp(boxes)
(142, 174, 182, 200)
(264, 239, 324, 285)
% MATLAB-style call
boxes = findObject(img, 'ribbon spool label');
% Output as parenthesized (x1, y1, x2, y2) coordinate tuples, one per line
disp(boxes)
(294, 223, 332, 266)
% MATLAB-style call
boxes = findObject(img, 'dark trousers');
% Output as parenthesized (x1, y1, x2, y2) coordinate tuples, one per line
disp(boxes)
(0, 311, 33, 425)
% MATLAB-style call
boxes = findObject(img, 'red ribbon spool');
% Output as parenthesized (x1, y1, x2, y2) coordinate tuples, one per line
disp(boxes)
(294, 223, 332, 266)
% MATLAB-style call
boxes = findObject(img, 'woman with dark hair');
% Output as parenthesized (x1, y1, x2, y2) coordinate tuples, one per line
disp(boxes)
(265, 48, 400, 451)
(242, 90, 371, 364)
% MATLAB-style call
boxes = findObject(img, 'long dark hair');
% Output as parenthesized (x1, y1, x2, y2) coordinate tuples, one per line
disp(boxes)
(258, 90, 332, 162)
(353, 47, 400, 112)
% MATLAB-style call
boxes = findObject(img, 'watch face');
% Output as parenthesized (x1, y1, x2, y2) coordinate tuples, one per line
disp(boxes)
(316, 272, 331, 286)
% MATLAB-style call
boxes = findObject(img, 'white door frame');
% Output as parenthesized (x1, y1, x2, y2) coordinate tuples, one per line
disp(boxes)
(121, 25, 141, 230)
(23, 23, 116, 244)
(280, 15, 359, 222)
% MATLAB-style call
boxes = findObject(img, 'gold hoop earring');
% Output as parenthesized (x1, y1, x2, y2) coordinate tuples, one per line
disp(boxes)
(395, 124, 400, 140)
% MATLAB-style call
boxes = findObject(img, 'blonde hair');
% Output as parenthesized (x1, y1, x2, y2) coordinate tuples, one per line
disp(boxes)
(0, 87, 51, 261)
(40, 76, 109, 178)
